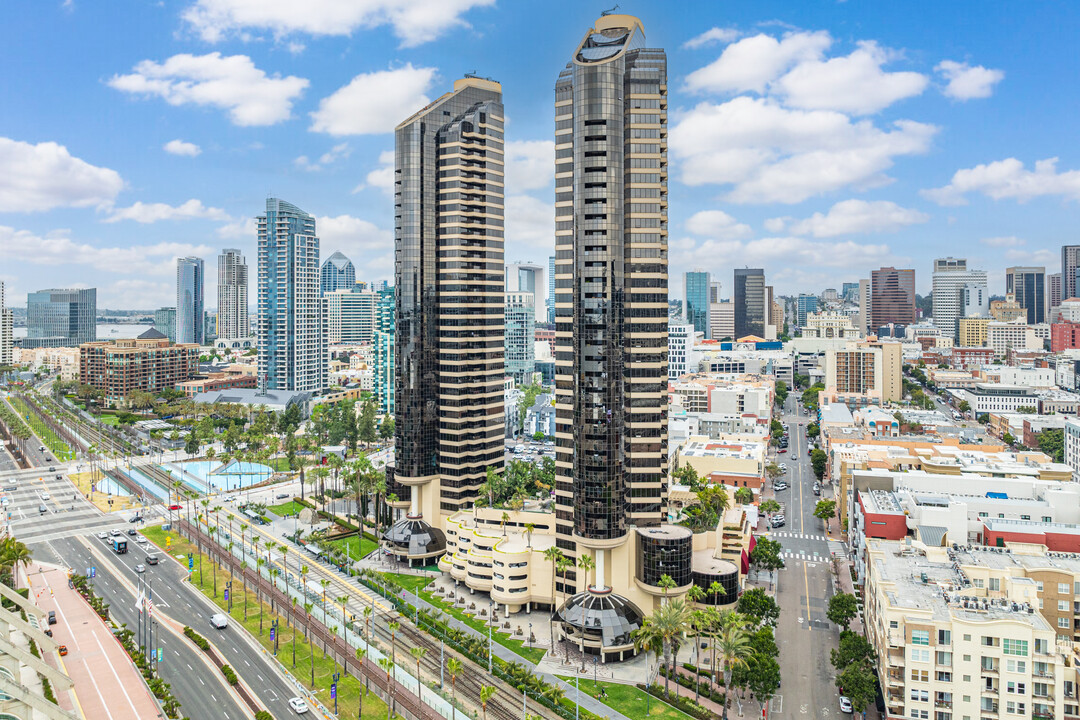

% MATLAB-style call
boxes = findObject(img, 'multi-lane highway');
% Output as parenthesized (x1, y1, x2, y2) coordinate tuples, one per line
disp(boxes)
(36, 530, 304, 719)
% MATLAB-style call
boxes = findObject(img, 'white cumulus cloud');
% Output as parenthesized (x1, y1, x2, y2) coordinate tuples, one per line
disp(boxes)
(310, 64, 436, 136)
(670, 96, 937, 204)
(104, 199, 230, 224)
(682, 27, 739, 50)
(354, 150, 395, 194)
(684, 31, 831, 94)
(317, 214, 394, 280)
(685, 210, 752, 240)
(108, 53, 309, 127)
(980, 236, 1025, 248)
(504, 195, 553, 259)
(922, 157, 1080, 206)
(0, 137, 123, 212)
(504, 140, 555, 193)
(163, 139, 202, 157)
(2, 226, 214, 276)
(295, 143, 351, 171)
(182, 0, 494, 48)
(772, 41, 928, 115)
(936, 60, 1004, 100)
(216, 217, 257, 239)
(774, 199, 929, 237)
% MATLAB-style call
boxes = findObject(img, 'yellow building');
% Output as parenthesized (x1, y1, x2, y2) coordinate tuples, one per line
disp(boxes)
(959, 316, 990, 347)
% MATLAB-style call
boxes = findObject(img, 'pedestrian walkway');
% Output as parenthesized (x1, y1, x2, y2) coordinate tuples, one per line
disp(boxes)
(828, 540, 849, 562)
(765, 531, 829, 542)
(833, 556, 864, 636)
(782, 549, 827, 563)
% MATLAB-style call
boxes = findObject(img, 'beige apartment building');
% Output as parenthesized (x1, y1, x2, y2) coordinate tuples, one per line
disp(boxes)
(866, 538, 1080, 720)
(822, 339, 902, 406)
(959, 317, 990, 348)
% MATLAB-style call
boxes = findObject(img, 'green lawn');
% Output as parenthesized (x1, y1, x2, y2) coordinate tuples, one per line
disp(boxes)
(267, 456, 294, 471)
(381, 573, 434, 594)
(268, 500, 306, 517)
(143, 525, 391, 720)
(327, 534, 379, 561)
(96, 414, 120, 426)
(556, 676, 696, 720)
(7, 396, 74, 461)
(417, 585, 547, 664)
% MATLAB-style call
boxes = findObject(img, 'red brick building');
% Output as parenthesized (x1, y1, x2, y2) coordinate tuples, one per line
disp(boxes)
(951, 346, 995, 369)
(1051, 320, 1080, 352)
(79, 329, 198, 401)
(176, 372, 257, 397)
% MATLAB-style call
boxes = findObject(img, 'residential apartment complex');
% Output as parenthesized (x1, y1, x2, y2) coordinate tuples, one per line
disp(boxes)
(79, 329, 198, 400)
(216, 248, 248, 339)
(175, 256, 204, 345)
(323, 288, 377, 345)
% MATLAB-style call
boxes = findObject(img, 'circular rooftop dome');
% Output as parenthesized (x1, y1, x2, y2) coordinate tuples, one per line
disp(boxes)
(557, 591, 644, 649)
(381, 517, 447, 559)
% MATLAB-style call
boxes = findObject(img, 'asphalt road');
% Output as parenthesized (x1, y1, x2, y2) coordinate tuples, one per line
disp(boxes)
(37, 531, 303, 719)
(768, 396, 844, 719)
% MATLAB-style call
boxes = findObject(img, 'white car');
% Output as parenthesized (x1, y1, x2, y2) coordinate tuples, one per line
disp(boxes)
(41, 493, 50, 501)
(210, 613, 229, 629)
(97, 532, 109, 540)
(839, 696, 853, 714)
(135, 536, 147, 544)
(288, 697, 310, 714)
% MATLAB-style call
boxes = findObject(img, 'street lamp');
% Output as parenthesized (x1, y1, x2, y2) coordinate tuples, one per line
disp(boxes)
(271, 619, 279, 656)
(226, 580, 233, 612)
(332, 672, 340, 715)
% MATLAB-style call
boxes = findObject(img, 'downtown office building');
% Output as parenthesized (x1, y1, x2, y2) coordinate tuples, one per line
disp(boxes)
(383, 77, 507, 564)
(25, 288, 96, 348)
(257, 198, 326, 392)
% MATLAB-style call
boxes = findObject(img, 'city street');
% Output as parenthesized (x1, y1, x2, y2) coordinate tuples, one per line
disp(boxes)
(767, 395, 843, 719)
(35, 531, 303, 720)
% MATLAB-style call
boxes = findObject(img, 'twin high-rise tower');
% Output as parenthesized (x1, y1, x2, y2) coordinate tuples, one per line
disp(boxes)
(385, 13, 678, 660)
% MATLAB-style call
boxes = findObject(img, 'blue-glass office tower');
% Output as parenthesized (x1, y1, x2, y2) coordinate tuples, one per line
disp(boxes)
(320, 251, 356, 295)
(25, 288, 96, 348)
(176, 257, 204, 345)
(684, 270, 710, 338)
(257, 198, 326, 392)
(1005, 266, 1045, 324)
(796, 294, 818, 327)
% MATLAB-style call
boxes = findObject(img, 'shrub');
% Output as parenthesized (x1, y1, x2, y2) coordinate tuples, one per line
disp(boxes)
(221, 665, 238, 685)
(255, 712, 273, 720)
(183, 626, 210, 651)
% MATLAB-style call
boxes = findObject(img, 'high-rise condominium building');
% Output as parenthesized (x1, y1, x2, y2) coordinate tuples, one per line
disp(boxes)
(552, 12, 670, 657)
(373, 287, 395, 415)
(386, 77, 505, 563)
(153, 307, 176, 342)
(547, 255, 556, 324)
(1063, 245, 1080, 300)
(960, 283, 988, 318)
(796, 294, 818, 327)
(858, 278, 871, 334)
(0, 282, 11, 366)
(323, 289, 377, 345)
(870, 267, 916, 331)
(320, 251, 356, 295)
(734, 268, 766, 338)
(176, 257, 204, 345)
(257, 198, 326, 392)
(684, 270, 710, 338)
(26, 288, 96, 348)
(506, 262, 546, 324)
(931, 257, 987, 340)
(505, 292, 536, 383)
(1050, 272, 1063, 310)
(1005, 266, 1046, 324)
(217, 248, 248, 339)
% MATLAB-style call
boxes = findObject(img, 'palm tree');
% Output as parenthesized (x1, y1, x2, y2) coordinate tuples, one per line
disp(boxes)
(447, 657, 463, 708)
(524, 523, 535, 549)
(355, 647, 368, 714)
(304, 601, 316, 688)
(337, 595, 350, 634)
(409, 646, 427, 686)
(632, 598, 692, 694)
(388, 620, 400, 666)
(716, 611, 753, 720)
(577, 553, 595, 590)
(500, 511, 510, 536)
(240, 561, 249, 621)
(363, 606, 373, 647)
(256, 558, 266, 634)
(378, 657, 396, 719)
(555, 555, 575, 659)
(480, 685, 497, 720)
(658, 573, 677, 604)
(291, 597, 298, 667)
(687, 603, 708, 704)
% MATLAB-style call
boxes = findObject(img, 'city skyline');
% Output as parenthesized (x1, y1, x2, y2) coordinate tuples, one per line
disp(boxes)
(4, 2, 1079, 310)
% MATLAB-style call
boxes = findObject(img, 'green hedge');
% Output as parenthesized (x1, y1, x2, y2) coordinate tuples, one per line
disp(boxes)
(183, 626, 210, 651)
(221, 665, 238, 686)
(638, 684, 713, 720)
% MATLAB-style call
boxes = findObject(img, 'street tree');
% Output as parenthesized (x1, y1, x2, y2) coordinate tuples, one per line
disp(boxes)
(736, 588, 779, 627)
(759, 499, 781, 517)
(810, 448, 828, 481)
(814, 499, 837, 532)
(827, 593, 859, 629)
(734, 487, 753, 505)
(831, 629, 876, 670)
(837, 659, 877, 715)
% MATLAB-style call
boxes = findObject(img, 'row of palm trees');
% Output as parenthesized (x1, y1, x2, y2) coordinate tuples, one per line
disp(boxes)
(632, 600, 753, 720)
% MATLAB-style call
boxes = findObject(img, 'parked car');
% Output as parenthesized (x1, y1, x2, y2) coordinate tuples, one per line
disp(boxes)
(58, 645, 68, 657)
(813, 483, 822, 496)
(839, 696, 853, 714)
(47, 611, 56, 625)
(770, 514, 786, 528)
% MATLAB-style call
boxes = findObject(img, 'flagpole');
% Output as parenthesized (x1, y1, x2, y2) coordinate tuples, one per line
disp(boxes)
(137, 574, 143, 650)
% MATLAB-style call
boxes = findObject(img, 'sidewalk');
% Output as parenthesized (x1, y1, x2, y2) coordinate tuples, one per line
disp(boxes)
(834, 557, 865, 635)
(27, 561, 162, 719)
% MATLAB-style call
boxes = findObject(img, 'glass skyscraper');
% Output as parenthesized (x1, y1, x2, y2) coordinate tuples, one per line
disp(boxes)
(154, 307, 176, 343)
(26, 288, 96, 348)
(373, 286, 395, 415)
(217, 248, 248, 339)
(684, 270, 710, 338)
(1005, 266, 1046, 325)
(505, 292, 536, 383)
(176, 256, 204, 345)
(796, 293, 819, 327)
(320, 251, 356, 295)
(734, 268, 766, 338)
(257, 198, 326, 392)
(386, 77, 505, 565)
(552, 12, 668, 656)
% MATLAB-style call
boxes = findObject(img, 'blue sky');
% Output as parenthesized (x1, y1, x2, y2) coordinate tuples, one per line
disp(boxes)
(3, 0, 1080, 310)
